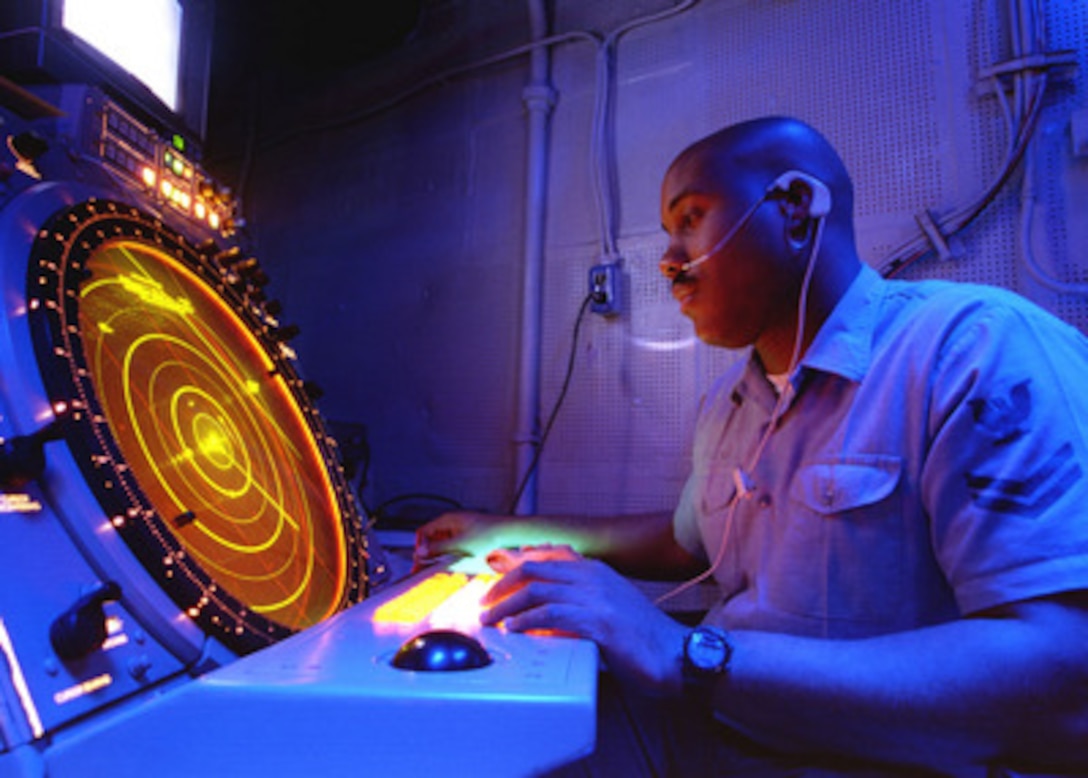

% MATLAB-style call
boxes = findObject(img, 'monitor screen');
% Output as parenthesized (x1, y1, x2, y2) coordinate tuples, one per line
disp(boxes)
(0, 0, 212, 141)
(61, 0, 183, 112)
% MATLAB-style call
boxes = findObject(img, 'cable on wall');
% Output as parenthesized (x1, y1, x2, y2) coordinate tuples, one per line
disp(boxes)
(241, 2, 700, 270)
(508, 293, 594, 514)
(1013, 0, 1088, 295)
(591, 1, 699, 262)
(243, 3, 705, 517)
(878, 0, 1076, 279)
(520, 0, 699, 511)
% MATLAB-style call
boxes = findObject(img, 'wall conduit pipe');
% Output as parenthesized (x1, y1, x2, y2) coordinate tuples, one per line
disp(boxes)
(512, 0, 557, 514)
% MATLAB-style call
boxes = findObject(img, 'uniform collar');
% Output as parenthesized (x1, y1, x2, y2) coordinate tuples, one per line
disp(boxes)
(795, 263, 879, 384)
(737, 263, 880, 402)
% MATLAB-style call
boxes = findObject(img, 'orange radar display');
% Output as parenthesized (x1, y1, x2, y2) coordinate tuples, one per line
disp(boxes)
(27, 199, 368, 654)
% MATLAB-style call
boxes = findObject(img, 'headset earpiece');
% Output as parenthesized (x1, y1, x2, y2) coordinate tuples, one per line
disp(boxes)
(769, 170, 832, 218)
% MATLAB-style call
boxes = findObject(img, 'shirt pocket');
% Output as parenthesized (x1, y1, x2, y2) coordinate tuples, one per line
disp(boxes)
(792, 457, 901, 515)
(771, 455, 905, 627)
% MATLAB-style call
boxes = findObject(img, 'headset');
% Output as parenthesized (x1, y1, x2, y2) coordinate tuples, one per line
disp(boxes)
(676, 170, 831, 274)
(774, 169, 831, 218)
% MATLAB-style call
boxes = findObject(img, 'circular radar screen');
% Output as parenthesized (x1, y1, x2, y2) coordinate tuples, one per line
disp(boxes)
(28, 199, 367, 654)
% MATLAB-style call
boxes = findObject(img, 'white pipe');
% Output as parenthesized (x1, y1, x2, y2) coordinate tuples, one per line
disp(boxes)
(512, 0, 556, 514)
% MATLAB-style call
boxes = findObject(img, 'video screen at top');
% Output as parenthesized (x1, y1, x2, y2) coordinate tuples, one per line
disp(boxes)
(61, 0, 183, 112)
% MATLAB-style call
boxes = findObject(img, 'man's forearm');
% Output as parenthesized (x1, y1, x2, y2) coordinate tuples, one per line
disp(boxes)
(713, 593, 1088, 772)
(511, 510, 701, 580)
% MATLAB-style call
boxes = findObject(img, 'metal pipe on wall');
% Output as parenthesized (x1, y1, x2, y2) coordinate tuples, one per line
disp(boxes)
(512, 0, 557, 514)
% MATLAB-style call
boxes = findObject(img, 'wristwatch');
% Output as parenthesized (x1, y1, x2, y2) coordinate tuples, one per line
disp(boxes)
(681, 625, 732, 703)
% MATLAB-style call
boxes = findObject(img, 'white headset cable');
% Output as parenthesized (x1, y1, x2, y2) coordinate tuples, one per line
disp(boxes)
(655, 215, 827, 606)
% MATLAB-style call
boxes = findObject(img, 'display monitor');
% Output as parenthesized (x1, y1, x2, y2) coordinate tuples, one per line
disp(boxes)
(0, 0, 212, 141)
(61, 0, 183, 112)
(27, 198, 369, 654)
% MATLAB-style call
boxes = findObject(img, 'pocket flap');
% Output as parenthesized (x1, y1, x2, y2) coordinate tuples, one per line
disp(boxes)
(791, 456, 902, 515)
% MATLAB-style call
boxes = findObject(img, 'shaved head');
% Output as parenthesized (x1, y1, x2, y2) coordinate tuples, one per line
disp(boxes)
(668, 117, 854, 230)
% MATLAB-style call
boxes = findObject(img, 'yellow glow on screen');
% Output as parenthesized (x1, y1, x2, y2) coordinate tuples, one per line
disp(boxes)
(428, 574, 498, 631)
(373, 571, 500, 633)
(374, 572, 472, 626)
(117, 273, 194, 316)
(77, 240, 348, 631)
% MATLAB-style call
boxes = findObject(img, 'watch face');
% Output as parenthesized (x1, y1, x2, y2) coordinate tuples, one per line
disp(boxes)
(686, 627, 730, 673)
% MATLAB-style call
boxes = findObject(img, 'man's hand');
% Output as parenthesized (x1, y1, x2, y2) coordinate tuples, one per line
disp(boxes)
(482, 552, 689, 694)
(413, 510, 508, 569)
(485, 543, 581, 573)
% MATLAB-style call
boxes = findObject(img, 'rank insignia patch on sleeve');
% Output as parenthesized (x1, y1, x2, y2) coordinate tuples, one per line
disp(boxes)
(968, 379, 1032, 445)
(965, 442, 1082, 518)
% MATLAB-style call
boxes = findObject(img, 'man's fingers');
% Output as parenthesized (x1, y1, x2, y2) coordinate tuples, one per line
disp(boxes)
(484, 559, 586, 604)
(482, 575, 583, 621)
(484, 597, 591, 639)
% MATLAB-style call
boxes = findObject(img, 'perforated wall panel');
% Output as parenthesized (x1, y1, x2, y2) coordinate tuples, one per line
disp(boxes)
(251, 0, 1087, 519)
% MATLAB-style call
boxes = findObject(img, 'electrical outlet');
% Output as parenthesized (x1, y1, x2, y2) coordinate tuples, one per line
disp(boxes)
(588, 263, 621, 316)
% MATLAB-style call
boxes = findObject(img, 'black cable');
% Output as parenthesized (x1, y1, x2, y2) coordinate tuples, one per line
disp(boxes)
(372, 492, 465, 522)
(508, 292, 595, 513)
(881, 83, 1045, 279)
(364, 492, 467, 543)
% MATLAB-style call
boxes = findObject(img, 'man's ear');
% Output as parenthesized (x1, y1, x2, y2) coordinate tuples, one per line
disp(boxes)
(777, 182, 817, 246)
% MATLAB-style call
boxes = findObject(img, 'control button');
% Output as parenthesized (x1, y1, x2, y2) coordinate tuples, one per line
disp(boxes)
(50, 581, 123, 661)
(0, 417, 67, 489)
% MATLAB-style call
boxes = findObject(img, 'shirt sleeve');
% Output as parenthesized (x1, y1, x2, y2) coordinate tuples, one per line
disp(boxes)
(922, 295, 1088, 614)
(671, 361, 749, 565)
(672, 471, 706, 561)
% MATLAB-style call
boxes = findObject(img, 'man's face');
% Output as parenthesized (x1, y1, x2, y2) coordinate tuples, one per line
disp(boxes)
(658, 152, 797, 351)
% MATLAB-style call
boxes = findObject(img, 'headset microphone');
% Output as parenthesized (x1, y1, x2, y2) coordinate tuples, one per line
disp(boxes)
(676, 170, 832, 274)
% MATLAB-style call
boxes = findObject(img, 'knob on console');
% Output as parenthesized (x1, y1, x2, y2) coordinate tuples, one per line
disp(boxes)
(50, 581, 123, 661)
(0, 416, 67, 489)
(6, 131, 49, 179)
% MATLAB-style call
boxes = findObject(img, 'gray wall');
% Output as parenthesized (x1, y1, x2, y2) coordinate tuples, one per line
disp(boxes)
(225, 0, 1088, 525)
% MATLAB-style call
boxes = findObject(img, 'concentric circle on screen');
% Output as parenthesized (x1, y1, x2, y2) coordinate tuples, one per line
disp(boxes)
(27, 199, 367, 654)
